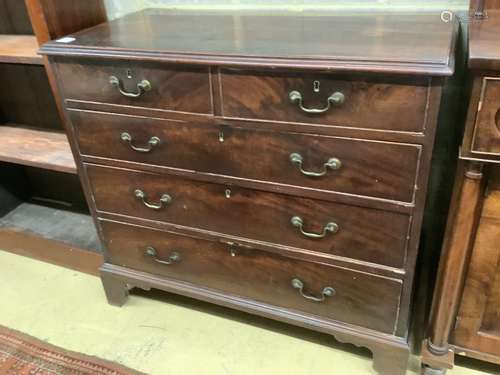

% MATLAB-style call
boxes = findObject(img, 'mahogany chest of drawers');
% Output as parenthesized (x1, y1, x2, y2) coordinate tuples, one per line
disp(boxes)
(41, 9, 458, 375)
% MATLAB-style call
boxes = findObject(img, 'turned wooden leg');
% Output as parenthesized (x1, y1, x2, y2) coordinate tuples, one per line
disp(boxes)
(371, 345, 410, 375)
(100, 271, 129, 306)
(422, 365, 447, 375)
(421, 162, 485, 372)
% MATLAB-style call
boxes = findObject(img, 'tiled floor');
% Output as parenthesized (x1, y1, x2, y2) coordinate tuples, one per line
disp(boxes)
(0, 251, 498, 375)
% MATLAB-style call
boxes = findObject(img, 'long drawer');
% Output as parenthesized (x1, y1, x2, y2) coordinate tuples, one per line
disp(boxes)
(55, 58, 213, 114)
(86, 164, 411, 268)
(101, 219, 402, 334)
(219, 69, 431, 132)
(72, 110, 421, 203)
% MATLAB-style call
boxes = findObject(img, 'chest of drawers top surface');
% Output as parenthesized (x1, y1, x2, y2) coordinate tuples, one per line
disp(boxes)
(40, 9, 457, 75)
(469, 9, 500, 71)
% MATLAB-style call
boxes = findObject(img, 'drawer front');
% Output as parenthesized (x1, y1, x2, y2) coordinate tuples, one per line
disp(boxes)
(56, 59, 212, 114)
(220, 69, 431, 132)
(101, 220, 401, 334)
(471, 77, 500, 156)
(72, 110, 420, 203)
(87, 165, 411, 268)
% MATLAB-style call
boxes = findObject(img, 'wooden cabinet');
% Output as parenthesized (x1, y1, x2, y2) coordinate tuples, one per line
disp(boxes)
(453, 168, 500, 356)
(42, 9, 458, 375)
(421, 2, 500, 373)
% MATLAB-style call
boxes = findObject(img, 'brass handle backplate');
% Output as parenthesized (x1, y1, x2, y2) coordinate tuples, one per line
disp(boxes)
(290, 153, 341, 177)
(291, 278, 335, 302)
(109, 75, 151, 98)
(134, 189, 172, 210)
(121, 132, 160, 153)
(289, 90, 345, 114)
(145, 246, 181, 265)
(291, 216, 339, 239)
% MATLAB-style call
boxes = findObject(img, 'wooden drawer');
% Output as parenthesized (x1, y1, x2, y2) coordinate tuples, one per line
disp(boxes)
(100, 219, 402, 334)
(55, 58, 212, 114)
(71, 110, 420, 203)
(470, 77, 500, 156)
(220, 69, 431, 132)
(87, 164, 411, 269)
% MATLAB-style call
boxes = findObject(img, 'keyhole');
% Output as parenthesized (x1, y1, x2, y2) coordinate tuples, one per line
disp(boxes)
(313, 80, 321, 93)
(225, 189, 231, 198)
(126, 69, 132, 79)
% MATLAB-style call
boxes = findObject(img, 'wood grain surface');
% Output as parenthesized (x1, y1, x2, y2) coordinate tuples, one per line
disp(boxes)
(56, 59, 212, 114)
(0, 35, 42, 65)
(40, 9, 457, 75)
(471, 77, 500, 156)
(101, 219, 402, 334)
(86, 164, 411, 269)
(70, 110, 421, 203)
(220, 70, 431, 133)
(0, 125, 76, 173)
(469, 10, 500, 71)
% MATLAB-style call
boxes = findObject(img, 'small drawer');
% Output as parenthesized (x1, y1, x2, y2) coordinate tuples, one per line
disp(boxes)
(55, 58, 212, 114)
(220, 69, 431, 132)
(87, 164, 411, 269)
(71, 110, 420, 203)
(101, 220, 402, 334)
(470, 77, 500, 157)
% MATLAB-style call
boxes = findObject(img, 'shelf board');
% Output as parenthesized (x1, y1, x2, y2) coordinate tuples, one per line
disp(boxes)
(0, 35, 43, 65)
(0, 202, 100, 252)
(0, 125, 77, 174)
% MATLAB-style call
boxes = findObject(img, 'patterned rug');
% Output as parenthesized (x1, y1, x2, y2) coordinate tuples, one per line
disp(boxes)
(0, 325, 144, 374)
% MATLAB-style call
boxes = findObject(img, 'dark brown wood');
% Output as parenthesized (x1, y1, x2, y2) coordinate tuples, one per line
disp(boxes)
(469, 10, 500, 71)
(422, 3, 500, 370)
(421, 161, 485, 370)
(70, 110, 421, 204)
(100, 271, 129, 306)
(102, 261, 410, 375)
(470, 0, 500, 17)
(25, 0, 106, 45)
(0, 125, 76, 173)
(0, 0, 33, 34)
(0, 227, 102, 276)
(65, 96, 429, 144)
(452, 344, 500, 366)
(0, 1, 108, 278)
(220, 70, 432, 133)
(101, 219, 402, 334)
(43, 9, 458, 375)
(336, 332, 410, 375)
(0, 63, 62, 131)
(86, 164, 411, 270)
(0, 35, 43, 65)
(56, 59, 212, 115)
(452, 167, 500, 356)
(40, 9, 457, 76)
(470, 76, 500, 157)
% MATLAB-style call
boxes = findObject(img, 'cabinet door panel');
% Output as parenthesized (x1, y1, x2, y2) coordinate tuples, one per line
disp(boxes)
(453, 168, 500, 356)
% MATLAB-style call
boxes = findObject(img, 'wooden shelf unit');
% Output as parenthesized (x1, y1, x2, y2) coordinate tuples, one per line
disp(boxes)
(0, 125, 76, 174)
(0, 0, 106, 269)
(0, 35, 42, 65)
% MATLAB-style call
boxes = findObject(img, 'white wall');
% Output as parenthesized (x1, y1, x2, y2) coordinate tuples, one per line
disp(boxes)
(104, 0, 470, 19)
